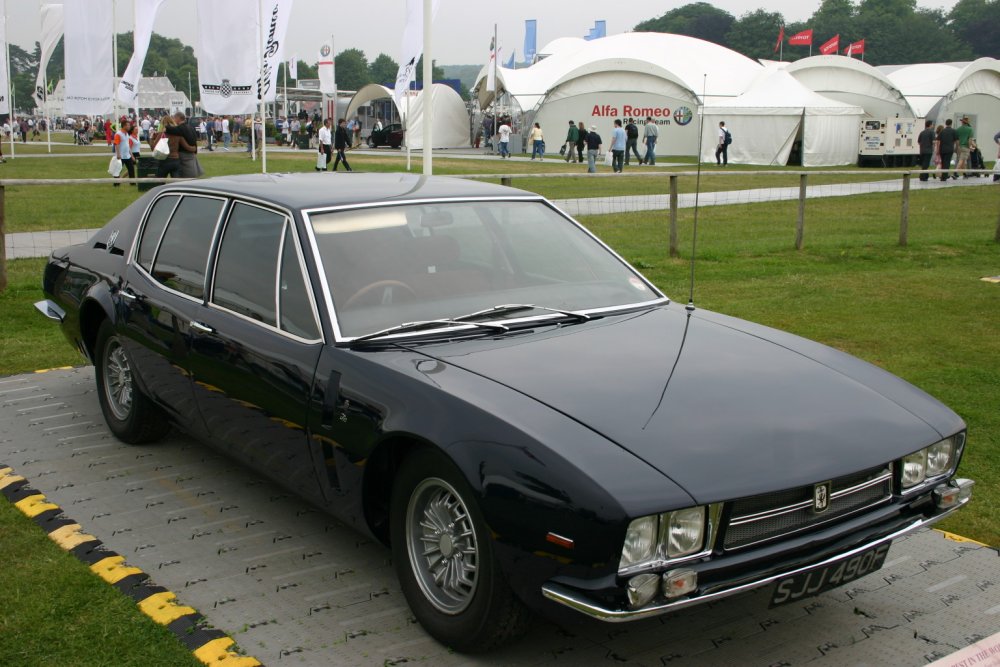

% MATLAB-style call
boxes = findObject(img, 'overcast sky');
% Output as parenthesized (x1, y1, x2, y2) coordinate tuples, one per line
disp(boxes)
(7, 0, 963, 65)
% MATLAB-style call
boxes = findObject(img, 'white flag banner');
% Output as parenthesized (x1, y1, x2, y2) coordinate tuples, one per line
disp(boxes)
(0, 13, 9, 115)
(317, 42, 334, 96)
(257, 0, 293, 103)
(393, 0, 440, 111)
(64, 0, 114, 116)
(288, 56, 297, 81)
(117, 0, 166, 105)
(34, 3, 64, 107)
(196, 0, 258, 114)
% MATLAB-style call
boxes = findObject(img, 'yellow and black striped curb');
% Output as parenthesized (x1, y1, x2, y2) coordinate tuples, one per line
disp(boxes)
(0, 464, 262, 667)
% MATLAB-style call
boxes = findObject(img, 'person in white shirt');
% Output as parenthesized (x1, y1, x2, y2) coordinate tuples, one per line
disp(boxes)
(716, 121, 729, 166)
(140, 117, 152, 141)
(317, 118, 332, 170)
(497, 121, 512, 158)
(222, 117, 232, 150)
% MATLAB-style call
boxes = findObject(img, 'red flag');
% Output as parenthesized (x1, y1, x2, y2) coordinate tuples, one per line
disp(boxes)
(788, 29, 813, 46)
(844, 39, 865, 56)
(820, 34, 839, 55)
(774, 25, 784, 53)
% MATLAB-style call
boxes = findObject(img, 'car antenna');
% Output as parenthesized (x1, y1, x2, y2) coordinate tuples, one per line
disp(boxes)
(686, 74, 709, 313)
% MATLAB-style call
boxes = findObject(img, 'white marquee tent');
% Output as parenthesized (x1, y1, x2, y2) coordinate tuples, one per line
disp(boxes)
(701, 69, 865, 166)
(345, 83, 470, 149)
(881, 58, 1000, 135)
(784, 56, 915, 119)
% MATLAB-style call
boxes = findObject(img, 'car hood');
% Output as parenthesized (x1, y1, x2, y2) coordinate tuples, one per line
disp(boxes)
(414, 304, 963, 504)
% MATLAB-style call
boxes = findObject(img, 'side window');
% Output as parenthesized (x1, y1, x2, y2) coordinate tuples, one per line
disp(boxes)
(278, 224, 320, 339)
(212, 202, 283, 326)
(136, 195, 179, 272)
(151, 196, 225, 298)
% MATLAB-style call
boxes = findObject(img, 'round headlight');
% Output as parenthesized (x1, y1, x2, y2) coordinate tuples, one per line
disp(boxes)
(901, 450, 927, 488)
(665, 506, 705, 558)
(926, 439, 955, 477)
(620, 516, 658, 570)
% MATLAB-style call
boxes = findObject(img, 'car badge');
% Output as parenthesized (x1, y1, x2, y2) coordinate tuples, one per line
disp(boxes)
(813, 481, 832, 513)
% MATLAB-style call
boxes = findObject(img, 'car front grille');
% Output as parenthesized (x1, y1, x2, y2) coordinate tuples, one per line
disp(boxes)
(722, 464, 893, 550)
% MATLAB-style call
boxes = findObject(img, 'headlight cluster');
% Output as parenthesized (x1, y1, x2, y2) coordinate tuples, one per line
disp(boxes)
(901, 434, 963, 490)
(619, 506, 706, 571)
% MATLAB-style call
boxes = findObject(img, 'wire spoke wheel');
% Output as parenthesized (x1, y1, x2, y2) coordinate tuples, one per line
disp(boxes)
(406, 477, 480, 614)
(102, 339, 134, 421)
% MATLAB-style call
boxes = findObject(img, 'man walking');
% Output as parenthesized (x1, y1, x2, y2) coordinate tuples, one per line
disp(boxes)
(333, 118, 353, 171)
(917, 119, 935, 182)
(954, 116, 974, 177)
(221, 116, 232, 150)
(938, 119, 958, 181)
(564, 120, 579, 163)
(497, 119, 511, 158)
(585, 125, 602, 173)
(611, 119, 626, 173)
(716, 121, 730, 166)
(576, 121, 587, 163)
(317, 118, 332, 171)
(641, 117, 658, 165)
(624, 118, 641, 165)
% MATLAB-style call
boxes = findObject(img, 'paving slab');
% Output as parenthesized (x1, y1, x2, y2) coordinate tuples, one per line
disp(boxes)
(2, 367, 997, 666)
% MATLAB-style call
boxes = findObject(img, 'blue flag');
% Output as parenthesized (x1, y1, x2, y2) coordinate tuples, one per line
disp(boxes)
(504, 50, 515, 68)
(524, 19, 537, 63)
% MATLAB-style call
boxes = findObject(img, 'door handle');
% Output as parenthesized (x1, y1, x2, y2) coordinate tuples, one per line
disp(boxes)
(189, 320, 214, 334)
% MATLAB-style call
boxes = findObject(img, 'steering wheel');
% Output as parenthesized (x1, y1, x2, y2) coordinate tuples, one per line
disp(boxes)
(343, 280, 417, 309)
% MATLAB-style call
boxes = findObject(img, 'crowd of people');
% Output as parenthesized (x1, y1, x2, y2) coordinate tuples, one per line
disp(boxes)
(916, 116, 994, 182)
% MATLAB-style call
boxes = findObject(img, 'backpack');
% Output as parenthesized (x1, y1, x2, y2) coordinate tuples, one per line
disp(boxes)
(724, 129, 733, 146)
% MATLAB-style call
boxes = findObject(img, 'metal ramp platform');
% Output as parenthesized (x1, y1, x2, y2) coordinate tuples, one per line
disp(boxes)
(2, 368, 997, 666)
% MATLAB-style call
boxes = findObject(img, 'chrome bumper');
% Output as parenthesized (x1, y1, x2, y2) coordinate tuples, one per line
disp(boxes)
(542, 479, 974, 622)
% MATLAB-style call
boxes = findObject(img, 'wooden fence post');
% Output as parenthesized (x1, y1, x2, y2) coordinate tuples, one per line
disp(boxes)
(669, 174, 679, 258)
(500, 176, 512, 187)
(795, 174, 807, 250)
(995, 196, 1000, 243)
(899, 173, 911, 246)
(0, 185, 6, 293)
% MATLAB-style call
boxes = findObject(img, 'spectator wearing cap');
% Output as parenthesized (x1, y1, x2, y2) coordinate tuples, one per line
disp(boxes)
(585, 124, 602, 173)
(954, 116, 974, 178)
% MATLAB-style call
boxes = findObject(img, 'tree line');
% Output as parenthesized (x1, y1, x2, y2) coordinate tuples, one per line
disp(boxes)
(635, 0, 998, 65)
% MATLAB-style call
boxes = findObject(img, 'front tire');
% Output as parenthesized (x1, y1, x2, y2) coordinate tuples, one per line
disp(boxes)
(94, 320, 169, 444)
(390, 448, 529, 652)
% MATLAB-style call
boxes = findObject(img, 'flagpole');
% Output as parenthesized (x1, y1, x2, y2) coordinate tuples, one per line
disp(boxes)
(5, 0, 13, 160)
(112, 0, 119, 123)
(422, 0, 432, 175)
(256, 0, 265, 171)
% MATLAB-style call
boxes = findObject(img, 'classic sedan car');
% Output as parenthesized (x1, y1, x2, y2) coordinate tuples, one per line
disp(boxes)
(37, 173, 973, 652)
(367, 122, 404, 148)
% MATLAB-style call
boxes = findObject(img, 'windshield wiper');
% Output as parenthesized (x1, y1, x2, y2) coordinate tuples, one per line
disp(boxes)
(453, 303, 591, 323)
(349, 319, 509, 345)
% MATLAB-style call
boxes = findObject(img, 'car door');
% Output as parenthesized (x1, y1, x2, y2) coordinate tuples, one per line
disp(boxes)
(186, 201, 326, 503)
(121, 193, 227, 437)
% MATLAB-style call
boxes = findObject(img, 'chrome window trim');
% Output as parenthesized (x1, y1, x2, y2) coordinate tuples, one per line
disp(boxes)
(128, 193, 182, 272)
(300, 196, 669, 344)
(206, 199, 324, 345)
(128, 192, 228, 304)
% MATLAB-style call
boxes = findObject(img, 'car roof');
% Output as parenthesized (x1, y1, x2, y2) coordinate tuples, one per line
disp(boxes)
(156, 173, 540, 211)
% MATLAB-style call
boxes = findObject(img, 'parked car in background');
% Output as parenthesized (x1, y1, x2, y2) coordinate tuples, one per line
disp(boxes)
(367, 122, 404, 148)
(36, 173, 973, 652)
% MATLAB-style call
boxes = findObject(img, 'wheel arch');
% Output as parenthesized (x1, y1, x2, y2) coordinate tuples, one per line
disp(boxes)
(78, 296, 114, 362)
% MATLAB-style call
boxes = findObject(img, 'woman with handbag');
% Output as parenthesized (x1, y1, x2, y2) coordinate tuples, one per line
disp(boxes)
(150, 115, 195, 179)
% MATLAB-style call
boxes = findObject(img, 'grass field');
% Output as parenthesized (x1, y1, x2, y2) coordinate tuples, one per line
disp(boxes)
(1, 151, 998, 665)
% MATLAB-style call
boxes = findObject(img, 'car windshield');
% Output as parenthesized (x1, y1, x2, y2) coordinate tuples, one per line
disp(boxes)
(307, 200, 663, 339)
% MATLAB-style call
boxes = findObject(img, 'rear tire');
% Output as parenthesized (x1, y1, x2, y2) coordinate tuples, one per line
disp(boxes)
(390, 448, 529, 652)
(94, 319, 170, 444)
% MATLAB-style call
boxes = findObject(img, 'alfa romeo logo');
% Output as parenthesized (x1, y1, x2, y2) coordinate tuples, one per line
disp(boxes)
(220, 79, 232, 98)
(673, 106, 693, 126)
(320, 44, 331, 57)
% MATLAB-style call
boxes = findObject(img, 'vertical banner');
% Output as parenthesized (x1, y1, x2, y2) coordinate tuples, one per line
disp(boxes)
(0, 10, 9, 116)
(257, 0, 293, 103)
(523, 19, 536, 64)
(393, 0, 439, 111)
(34, 3, 64, 107)
(485, 36, 496, 92)
(196, 0, 258, 114)
(117, 0, 166, 106)
(288, 56, 298, 81)
(317, 42, 335, 96)
(63, 0, 114, 116)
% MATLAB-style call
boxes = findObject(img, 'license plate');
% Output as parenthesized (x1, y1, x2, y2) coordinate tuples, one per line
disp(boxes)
(769, 542, 891, 607)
